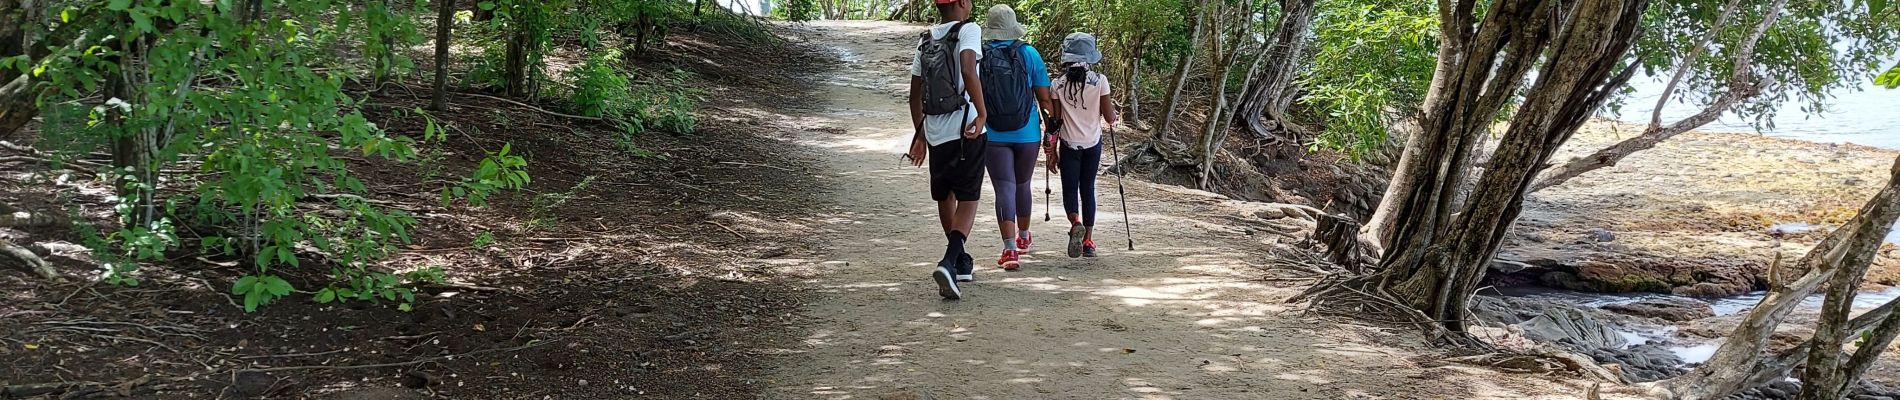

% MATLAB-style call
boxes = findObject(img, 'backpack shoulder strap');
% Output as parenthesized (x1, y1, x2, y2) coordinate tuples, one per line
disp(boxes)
(944, 20, 972, 43)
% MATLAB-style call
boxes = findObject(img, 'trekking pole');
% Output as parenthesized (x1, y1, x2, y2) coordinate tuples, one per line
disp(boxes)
(1107, 124, 1134, 251)
(1044, 147, 1052, 222)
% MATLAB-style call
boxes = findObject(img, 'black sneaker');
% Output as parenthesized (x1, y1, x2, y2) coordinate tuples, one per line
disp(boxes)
(933, 265, 962, 300)
(956, 252, 975, 282)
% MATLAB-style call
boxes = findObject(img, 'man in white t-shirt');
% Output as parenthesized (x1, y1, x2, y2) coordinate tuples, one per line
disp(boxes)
(906, 0, 987, 300)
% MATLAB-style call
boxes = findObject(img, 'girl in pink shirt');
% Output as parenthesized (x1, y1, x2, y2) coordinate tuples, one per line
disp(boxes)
(1045, 33, 1120, 258)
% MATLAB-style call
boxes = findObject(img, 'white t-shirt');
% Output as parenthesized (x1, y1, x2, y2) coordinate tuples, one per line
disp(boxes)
(1053, 71, 1112, 149)
(909, 22, 983, 146)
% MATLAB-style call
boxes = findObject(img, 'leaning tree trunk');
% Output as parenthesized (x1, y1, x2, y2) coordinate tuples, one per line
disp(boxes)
(0, 73, 31, 142)
(1235, 0, 1317, 143)
(430, 0, 454, 111)
(1361, 0, 1479, 251)
(1, 0, 43, 141)
(1798, 152, 1900, 399)
(1647, 153, 1900, 400)
(1527, 0, 1783, 193)
(1341, 0, 1646, 339)
(1156, 4, 1205, 144)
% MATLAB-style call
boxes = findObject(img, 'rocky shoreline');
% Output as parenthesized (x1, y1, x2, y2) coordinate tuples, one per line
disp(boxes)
(1508, 119, 1899, 297)
(1470, 119, 1900, 396)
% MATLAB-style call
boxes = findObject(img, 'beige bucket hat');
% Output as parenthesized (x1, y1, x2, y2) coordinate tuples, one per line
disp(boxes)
(982, 5, 1027, 41)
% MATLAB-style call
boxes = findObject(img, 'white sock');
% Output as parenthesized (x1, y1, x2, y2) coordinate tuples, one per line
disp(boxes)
(1003, 238, 1015, 252)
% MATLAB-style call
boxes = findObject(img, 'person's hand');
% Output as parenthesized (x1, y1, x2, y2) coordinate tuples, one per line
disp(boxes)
(1044, 144, 1059, 173)
(907, 137, 927, 167)
(965, 115, 986, 139)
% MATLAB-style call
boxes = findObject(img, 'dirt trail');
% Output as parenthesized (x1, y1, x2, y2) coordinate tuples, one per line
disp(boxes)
(757, 21, 1603, 400)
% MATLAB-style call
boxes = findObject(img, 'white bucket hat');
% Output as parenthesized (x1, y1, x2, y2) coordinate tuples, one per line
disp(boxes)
(982, 5, 1027, 41)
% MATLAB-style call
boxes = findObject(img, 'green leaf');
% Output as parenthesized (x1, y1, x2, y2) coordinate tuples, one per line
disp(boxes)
(263, 276, 293, 296)
(108, 0, 132, 11)
(478, 1, 496, 10)
(243, 291, 262, 312)
(60, 9, 73, 23)
(1874, 0, 1889, 16)
(314, 288, 337, 303)
(232, 275, 259, 295)
(398, 303, 414, 312)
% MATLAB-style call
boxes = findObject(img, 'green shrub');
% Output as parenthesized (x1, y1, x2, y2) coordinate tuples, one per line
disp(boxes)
(571, 50, 635, 118)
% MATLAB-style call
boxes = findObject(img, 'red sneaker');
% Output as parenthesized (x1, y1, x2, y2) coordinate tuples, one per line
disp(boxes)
(998, 249, 1021, 271)
(1082, 239, 1097, 258)
(1016, 232, 1033, 252)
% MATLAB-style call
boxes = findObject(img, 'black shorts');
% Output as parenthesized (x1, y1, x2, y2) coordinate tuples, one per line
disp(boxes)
(928, 135, 988, 202)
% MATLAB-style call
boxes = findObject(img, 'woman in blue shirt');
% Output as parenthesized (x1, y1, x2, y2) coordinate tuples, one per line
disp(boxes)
(978, 4, 1054, 271)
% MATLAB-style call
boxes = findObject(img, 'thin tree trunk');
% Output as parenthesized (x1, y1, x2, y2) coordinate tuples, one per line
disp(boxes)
(1527, 0, 1782, 192)
(1194, 4, 1246, 188)
(1650, 153, 1900, 400)
(1156, 4, 1205, 144)
(430, 0, 454, 111)
(504, 26, 529, 97)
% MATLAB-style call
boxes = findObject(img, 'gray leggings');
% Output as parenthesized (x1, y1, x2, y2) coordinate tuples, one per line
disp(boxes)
(983, 141, 1040, 222)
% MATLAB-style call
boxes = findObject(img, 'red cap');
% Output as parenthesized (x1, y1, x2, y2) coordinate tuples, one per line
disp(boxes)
(934, 0, 959, 3)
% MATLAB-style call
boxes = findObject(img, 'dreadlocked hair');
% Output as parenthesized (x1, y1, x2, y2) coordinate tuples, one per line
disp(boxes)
(1061, 62, 1092, 104)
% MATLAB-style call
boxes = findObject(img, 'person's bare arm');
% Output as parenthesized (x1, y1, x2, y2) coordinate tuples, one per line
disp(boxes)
(1100, 94, 1120, 127)
(1034, 87, 1054, 118)
(908, 76, 927, 166)
(959, 49, 987, 138)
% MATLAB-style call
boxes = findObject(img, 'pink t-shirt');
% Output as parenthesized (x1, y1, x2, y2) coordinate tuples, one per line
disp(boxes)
(1052, 71, 1111, 149)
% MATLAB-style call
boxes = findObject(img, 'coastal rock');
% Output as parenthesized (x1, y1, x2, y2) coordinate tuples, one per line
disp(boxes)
(1600, 298, 1715, 322)
(1533, 257, 1762, 297)
(1588, 228, 1616, 243)
(1471, 297, 1625, 350)
(1582, 344, 1686, 382)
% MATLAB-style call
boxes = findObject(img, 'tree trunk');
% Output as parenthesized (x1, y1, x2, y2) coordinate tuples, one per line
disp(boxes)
(1354, 0, 1645, 338)
(1193, 4, 1249, 189)
(504, 22, 531, 97)
(1156, 4, 1205, 144)
(430, 0, 454, 111)
(1123, 34, 1145, 126)
(1527, 0, 1782, 192)
(1650, 153, 1900, 400)
(1798, 155, 1900, 399)
(1362, 0, 1479, 251)
(1235, 0, 1318, 143)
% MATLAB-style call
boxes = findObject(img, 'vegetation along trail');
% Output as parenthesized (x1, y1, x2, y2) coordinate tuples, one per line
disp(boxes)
(761, 21, 1598, 400)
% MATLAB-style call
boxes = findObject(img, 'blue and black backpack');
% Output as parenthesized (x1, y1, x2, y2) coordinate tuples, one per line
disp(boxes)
(980, 41, 1035, 132)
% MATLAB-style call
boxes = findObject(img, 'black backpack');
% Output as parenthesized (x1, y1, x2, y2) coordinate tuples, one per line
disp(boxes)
(980, 40, 1034, 131)
(917, 21, 973, 116)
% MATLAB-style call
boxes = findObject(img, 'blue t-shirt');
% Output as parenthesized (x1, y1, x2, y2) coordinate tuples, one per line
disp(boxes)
(983, 40, 1051, 144)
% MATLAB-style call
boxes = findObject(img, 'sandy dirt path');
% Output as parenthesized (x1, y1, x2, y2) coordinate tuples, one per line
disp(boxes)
(758, 21, 1604, 400)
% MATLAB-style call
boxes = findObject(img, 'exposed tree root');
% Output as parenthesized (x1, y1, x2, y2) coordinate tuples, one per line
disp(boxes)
(1, 239, 59, 281)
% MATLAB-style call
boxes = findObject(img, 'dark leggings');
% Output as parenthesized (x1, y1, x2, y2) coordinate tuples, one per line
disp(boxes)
(984, 141, 1040, 222)
(1059, 143, 1101, 227)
